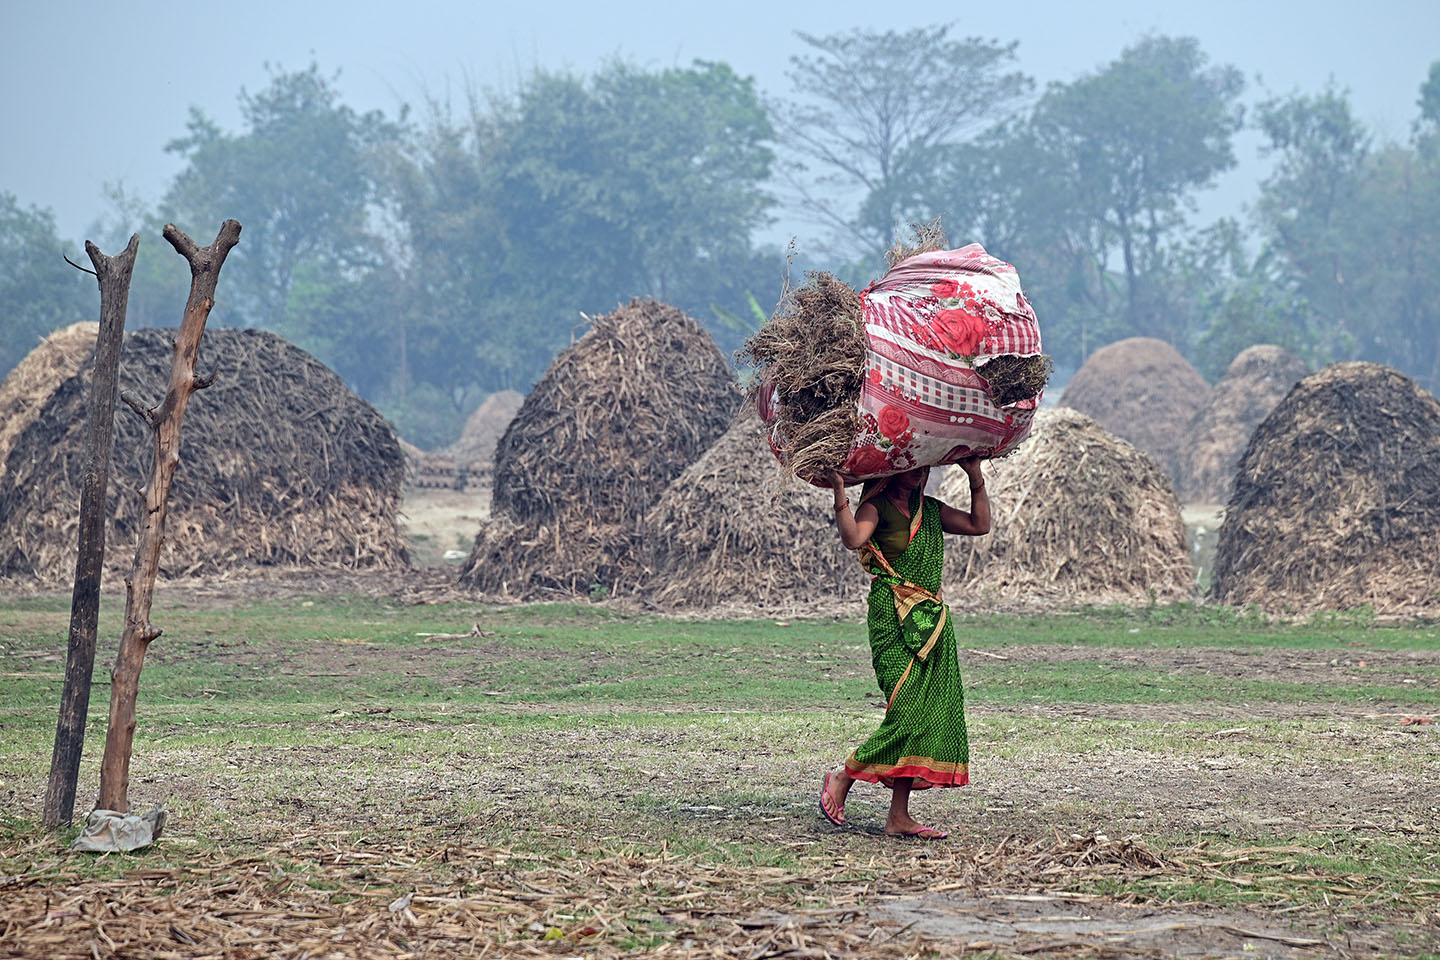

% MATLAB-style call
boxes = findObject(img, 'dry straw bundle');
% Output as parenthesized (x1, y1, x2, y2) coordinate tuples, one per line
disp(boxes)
(0, 322, 98, 483)
(1211, 362, 1440, 615)
(1060, 337, 1211, 488)
(638, 410, 867, 611)
(1178, 345, 1308, 505)
(737, 272, 867, 481)
(0, 328, 408, 581)
(938, 407, 1193, 607)
(461, 299, 737, 598)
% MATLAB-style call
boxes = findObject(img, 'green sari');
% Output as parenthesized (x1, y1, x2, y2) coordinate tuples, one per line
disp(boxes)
(844, 486, 970, 789)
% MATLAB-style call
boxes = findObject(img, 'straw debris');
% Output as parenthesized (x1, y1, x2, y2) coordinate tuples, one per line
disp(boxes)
(1178, 345, 1308, 505)
(0, 322, 97, 483)
(1060, 337, 1211, 488)
(939, 407, 1193, 607)
(0, 328, 408, 581)
(637, 411, 868, 610)
(1211, 362, 1440, 615)
(462, 299, 737, 598)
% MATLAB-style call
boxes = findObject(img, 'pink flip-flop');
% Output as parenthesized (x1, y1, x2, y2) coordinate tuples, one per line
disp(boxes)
(818, 772, 845, 826)
(890, 825, 948, 840)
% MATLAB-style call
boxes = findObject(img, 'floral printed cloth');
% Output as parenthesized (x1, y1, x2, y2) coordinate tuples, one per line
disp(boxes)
(764, 244, 1044, 482)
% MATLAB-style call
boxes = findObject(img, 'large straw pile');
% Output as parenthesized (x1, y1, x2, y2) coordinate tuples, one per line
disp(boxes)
(1211, 362, 1440, 615)
(938, 408, 1193, 607)
(449, 389, 524, 466)
(0, 322, 98, 483)
(461, 300, 738, 598)
(1059, 337, 1210, 487)
(1178, 345, 1309, 504)
(637, 411, 867, 610)
(0, 328, 408, 581)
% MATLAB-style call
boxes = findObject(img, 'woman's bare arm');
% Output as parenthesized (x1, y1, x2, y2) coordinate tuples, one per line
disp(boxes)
(829, 473, 880, 549)
(939, 457, 990, 536)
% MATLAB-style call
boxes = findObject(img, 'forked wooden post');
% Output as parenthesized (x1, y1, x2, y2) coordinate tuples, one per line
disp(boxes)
(95, 220, 240, 814)
(41, 235, 140, 828)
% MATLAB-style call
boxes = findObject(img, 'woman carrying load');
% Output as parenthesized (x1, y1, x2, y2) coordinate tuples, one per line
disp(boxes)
(819, 457, 990, 839)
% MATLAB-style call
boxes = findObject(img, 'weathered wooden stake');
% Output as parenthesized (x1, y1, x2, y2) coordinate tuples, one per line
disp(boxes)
(95, 220, 240, 814)
(41, 235, 141, 828)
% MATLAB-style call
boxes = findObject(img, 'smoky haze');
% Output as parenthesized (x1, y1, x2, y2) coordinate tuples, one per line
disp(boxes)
(2, 0, 1438, 449)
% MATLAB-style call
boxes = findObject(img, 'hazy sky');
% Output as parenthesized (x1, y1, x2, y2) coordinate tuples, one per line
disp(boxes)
(4, 0, 1437, 248)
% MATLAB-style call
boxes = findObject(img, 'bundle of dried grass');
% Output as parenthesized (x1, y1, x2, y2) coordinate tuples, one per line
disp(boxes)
(938, 407, 1193, 607)
(0, 322, 98, 483)
(0, 328, 408, 581)
(1211, 362, 1440, 615)
(637, 411, 867, 611)
(1059, 337, 1211, 487)
(1178, 345, 1309, 505)
(461, 300, 738, 598)
(737, 273, 867, 481)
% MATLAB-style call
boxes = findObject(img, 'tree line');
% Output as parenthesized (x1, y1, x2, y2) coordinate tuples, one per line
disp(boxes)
(3, 31, 1437, 447)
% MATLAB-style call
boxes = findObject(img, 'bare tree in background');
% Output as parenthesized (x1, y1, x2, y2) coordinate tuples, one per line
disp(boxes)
(775, 25, 1032, 259)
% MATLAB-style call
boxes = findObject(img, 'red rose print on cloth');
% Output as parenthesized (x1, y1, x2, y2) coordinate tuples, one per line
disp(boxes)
(930, 278, 959, 299)
(934, 308, 988, 356)
(877, 405, 910, 439)
(845, 444, 890, 476)
(867, 367, 882, 385)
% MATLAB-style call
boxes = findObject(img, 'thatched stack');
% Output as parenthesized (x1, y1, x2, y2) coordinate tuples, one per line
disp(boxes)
(1178, 346, 1309, 505)
(450, 389, 524, 467)
(1211, 362, 1440, 615)
(0, 328, 408, 581)
(0, 322, 98, 483)
(938, 408, 1193, 607)
(637, 411, 867, 610)
(460, 300, 738, 598)
(1059, 337, 1210, 487)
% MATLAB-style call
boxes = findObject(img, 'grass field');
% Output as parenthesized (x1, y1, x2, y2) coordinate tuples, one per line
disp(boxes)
(1, 593, 1437, 957)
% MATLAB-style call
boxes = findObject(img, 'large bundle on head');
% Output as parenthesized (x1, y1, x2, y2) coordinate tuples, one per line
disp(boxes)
(637, 411, 867, 610)
(1178, 345, 1308, 504)
(937, 408, 1193, 607)
(742, 233, 1049, 485)
(449, 389, 524, 466)
(1059, 337, 1210, 488)
(461, 300, 738, 597)
(1211, 362, 1440, 615)
(0, 328, 408, 581)
(0, 322, 98, 483)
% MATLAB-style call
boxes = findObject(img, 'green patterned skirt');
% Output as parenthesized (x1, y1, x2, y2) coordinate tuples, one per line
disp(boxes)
(845, 495, 970, 789)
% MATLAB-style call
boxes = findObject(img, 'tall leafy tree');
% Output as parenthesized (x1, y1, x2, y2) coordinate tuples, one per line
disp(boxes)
(394, 58, 777, 427)
(0, 194, 93, 377)
(1252, 86, 1370, 364)
(1025, 36, 1244, 345)
(158, 64, 405, 349)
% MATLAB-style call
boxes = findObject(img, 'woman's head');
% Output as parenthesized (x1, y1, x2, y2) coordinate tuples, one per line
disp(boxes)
(886, 467, 928, 495)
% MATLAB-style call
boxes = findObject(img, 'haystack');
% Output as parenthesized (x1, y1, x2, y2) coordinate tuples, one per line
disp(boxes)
(0, 322, 98, 483)
(637, 411, 867, 610)
(461, 300, 738, 597)
(1211, 362, 1440, 615)
(449, 389, 524, 466)
(1059, 337, 1210, 487)
(1178, 345, 1308, 504)
(937, 408, 1193, 606)
(0, 328, 408, 581)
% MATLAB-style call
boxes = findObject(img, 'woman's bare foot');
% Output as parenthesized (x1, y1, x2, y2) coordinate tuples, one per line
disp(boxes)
(884, 812, 947, 839)
(820, 769, 854, 824)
